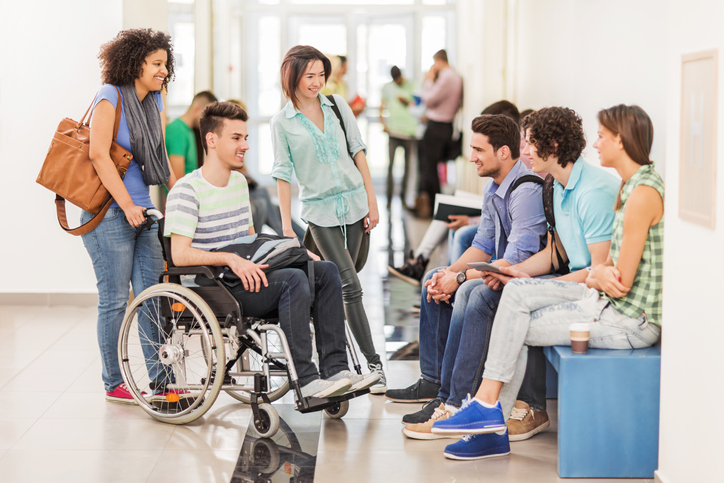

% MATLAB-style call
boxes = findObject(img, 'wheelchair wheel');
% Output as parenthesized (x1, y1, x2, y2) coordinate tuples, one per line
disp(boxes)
(225, 329, 290, 404)
(324, 400, 349, 419)
(253, 403, 280, 438)
(119, 283, 225, 424)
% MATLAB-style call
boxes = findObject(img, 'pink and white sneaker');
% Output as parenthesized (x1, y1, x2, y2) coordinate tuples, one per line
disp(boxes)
(105, 383, 141, 405)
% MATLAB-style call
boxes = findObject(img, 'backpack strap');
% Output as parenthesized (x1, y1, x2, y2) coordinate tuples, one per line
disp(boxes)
(541, 174, 570, 274)
(510, 174, 544, 193)
(326, 95, 353, 158)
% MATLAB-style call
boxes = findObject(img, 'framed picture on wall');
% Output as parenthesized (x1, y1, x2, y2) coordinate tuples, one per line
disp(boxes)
(679, 49, 718, 228)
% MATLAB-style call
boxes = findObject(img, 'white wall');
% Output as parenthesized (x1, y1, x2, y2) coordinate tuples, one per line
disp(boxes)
(0, 0, 167, 295)
(513, 0, 668, 172)
(505, 1, 723, 481)
(0, 0, 123, 294)
(658, 1, 724, 481)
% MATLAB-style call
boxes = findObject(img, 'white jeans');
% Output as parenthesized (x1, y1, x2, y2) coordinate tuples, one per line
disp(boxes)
(482, 278, 661, 419)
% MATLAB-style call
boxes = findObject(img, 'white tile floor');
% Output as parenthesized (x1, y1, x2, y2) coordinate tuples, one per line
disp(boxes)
(0, 197, 654, 482)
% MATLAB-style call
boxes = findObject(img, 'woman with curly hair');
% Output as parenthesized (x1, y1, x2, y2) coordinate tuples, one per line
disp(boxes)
(82, 28, 177, 403)
(431, 105, 663, 460)
(271, 45, 386, 393)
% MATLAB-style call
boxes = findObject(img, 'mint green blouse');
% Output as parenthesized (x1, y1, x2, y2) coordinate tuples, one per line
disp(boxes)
(271, 94, 369, 228)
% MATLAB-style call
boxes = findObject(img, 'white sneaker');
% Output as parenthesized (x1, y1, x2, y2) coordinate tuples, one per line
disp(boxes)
(301, 377, 352, 398)
(368, 363, 387, 394)
(329, 370, 380, 393)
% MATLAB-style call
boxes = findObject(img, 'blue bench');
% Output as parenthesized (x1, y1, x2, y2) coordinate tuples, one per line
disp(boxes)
(543, 345, 661, 478)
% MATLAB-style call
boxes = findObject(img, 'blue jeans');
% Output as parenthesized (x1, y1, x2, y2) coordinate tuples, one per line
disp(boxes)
(484, 278, 661, 420)
(419, 267, 486, 384)
(420, 268, 549, 410)
(448, 224, 478, 265)
(81, 208, 165, 392)
(229, 261, 349, 386)
(443, 281, 548, 410)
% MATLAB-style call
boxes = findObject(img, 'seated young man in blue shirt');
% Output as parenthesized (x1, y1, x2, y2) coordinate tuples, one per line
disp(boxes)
(164, 102, 379, 400)
(403, 106, 620, 444)
(385, 115, 548, 430)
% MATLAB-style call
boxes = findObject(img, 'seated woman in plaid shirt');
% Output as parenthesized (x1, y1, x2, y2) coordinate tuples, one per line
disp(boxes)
(430, 104, 664, 461)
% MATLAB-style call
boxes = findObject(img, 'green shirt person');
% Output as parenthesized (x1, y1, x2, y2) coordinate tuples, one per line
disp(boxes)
(165, 91, 217, 178)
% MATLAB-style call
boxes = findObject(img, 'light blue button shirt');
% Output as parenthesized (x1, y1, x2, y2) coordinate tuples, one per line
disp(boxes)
(471, 161, 547, 264)
(553, 158, 620, 271)
(271, 94, 369, 228)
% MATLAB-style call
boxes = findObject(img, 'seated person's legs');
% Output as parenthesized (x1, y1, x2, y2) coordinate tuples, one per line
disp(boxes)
(448, 224, 478, 265)
(228, 266, 374, 397)
(386, 267, 455, 402)
(387, 221, 448, 286)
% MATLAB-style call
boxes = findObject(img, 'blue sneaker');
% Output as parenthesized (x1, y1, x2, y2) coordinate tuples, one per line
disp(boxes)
(431, 396, 506, 435)
(443, 429, 511, 460)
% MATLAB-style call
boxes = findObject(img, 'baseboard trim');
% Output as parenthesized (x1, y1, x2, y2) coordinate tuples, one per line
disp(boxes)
(654, 470, 666, 483)
(0, 293, 97, 307)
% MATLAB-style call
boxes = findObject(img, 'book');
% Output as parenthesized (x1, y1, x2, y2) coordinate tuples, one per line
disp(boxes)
(432, 194, 483, 222)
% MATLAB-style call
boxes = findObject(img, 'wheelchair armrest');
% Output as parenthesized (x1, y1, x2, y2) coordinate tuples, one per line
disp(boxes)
(163, 265, 224, 280)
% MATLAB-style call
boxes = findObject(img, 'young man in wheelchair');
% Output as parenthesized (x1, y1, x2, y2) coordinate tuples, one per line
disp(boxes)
(164, 101, 379, 399)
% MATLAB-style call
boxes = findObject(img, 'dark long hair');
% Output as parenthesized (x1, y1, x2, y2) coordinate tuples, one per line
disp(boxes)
(280, 45, 332, 110)
(597, 104, 654, 209)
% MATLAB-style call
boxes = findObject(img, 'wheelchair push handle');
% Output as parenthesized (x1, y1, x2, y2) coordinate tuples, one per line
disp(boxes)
(133, 209, 164, 240)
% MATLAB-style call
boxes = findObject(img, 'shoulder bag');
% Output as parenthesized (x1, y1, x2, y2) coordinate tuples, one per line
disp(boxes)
(36, 86, 133, 236)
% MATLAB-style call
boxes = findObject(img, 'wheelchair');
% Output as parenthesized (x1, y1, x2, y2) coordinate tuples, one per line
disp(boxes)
(118, 210, 368, 437)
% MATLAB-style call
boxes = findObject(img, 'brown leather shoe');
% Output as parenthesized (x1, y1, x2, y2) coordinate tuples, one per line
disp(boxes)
(507, 400, 550, 442)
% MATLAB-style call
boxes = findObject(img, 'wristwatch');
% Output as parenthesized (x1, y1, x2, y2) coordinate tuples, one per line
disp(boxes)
(456, 269, 468, 285)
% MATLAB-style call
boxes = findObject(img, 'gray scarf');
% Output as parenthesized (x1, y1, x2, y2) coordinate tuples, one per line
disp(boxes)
(120, 84, 170, 186)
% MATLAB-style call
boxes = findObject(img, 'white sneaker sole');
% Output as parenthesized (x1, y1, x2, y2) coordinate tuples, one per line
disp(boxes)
(444, 450, 510, 460)
(431, 424, 507, 436)
(509, 420, 550, 442)
(348, 374, 381, 392)
(402, 427, 456, 440)
(387, 266, 421, 286)
(105, 396, 139, 405)
(369, 383, 387, 394)
(306, 379, 352, 398)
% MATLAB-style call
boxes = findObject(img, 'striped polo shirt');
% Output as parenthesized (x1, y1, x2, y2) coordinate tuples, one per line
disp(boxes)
(164, 168, 253, 250)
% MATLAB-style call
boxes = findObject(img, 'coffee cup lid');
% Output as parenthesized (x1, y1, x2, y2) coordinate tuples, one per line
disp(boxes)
(569, 322, 590, 331)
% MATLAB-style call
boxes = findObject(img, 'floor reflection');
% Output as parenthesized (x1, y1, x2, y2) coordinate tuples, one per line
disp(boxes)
(234, 405, 320, 483)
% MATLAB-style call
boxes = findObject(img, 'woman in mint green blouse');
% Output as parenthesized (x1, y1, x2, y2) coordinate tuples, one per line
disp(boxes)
(271, 45, 386, 393)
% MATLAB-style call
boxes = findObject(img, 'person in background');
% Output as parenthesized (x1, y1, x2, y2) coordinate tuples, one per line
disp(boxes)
(388, 100, 521, 286)
(415, 49, 463, 218)
(82, 28, 177, 403)
(272, 45, 387, 393)
(165, 91, 218, 179)
(433, 104, 663, 461)
(379, 65, 418, 209)
(322, 54, 366, 117)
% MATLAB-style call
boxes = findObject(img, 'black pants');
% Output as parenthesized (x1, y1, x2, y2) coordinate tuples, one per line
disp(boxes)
(387, 136, 415, 204)
(419, 120, 453, 209)
(308, 219, 381, 367)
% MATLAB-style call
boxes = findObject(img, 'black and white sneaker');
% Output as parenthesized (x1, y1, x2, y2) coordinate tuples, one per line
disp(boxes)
(368, 363, 387, 394)
(402, 396, 446, 425)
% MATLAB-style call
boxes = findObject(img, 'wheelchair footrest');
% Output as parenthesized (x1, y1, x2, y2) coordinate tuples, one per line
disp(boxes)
(295, 388, 370, 414)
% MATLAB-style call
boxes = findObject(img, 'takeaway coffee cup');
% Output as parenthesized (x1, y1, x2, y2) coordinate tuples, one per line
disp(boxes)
(570, 322, 590, 354)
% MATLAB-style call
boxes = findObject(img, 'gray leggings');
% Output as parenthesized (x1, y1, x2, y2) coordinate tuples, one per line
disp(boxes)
(308, 219, 381, 367)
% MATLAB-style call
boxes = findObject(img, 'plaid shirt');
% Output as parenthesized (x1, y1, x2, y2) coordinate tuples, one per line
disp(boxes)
(604, 164, 665, 325)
